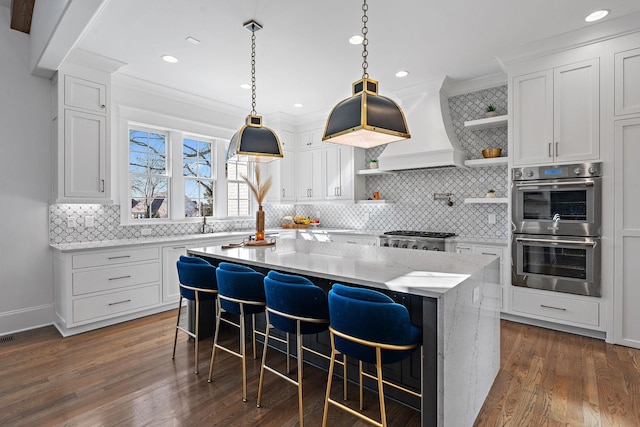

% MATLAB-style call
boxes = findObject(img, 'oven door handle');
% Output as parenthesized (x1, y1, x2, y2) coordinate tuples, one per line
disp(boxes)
(515, 180, 595, 188)
(515, 237, 596, 247)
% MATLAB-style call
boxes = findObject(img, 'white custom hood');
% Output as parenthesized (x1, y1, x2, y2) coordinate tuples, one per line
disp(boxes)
(377, 77, 465, 170)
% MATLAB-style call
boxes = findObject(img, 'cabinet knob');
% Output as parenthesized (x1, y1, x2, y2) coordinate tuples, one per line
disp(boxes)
(100, 104, 106, 109)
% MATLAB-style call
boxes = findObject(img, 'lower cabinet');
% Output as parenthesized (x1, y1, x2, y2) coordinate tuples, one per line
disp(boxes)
(329, 233, 379, 246)
(54, 245, 163, 336)
(511, 287, 602, 330)
(452, 242, 506, 308)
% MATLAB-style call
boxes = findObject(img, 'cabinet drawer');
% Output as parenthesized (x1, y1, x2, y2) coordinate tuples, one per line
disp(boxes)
(73, 262, 160, 295)
(512, 288, 600, 327)
(72, 247, 159, 269)
(73, 284, 160, 323)
(474, 246, 503, 259)
(64, 75, 107, 113)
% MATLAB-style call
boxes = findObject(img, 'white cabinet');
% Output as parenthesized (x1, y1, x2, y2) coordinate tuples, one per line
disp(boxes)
(323, 145, 355, 200)
(511, 288, 601, 329)
(512, 58, 600, 166)
(452, 242, 506, 308)
(54, 246, 163, 336)
(162, 244, 189, 303)
(265, 147, 296, 203)
(296, 128, 322, 150)
(614, 117, 640, 348)
(53, 65, 113, 203)
(297, 148, 323, 201)
(615, 48, 640, 116)
(330, 233, 378, 246)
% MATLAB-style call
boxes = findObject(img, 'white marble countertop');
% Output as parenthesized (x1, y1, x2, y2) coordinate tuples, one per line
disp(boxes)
(188, 238, 498, 298)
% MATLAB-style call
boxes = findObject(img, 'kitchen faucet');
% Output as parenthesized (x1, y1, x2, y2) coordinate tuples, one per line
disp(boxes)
(201, 216, 207, 234)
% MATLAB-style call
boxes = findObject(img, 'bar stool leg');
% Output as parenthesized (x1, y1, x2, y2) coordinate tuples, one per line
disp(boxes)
(240, 307, 248, 402)
(322, 349, 337, 427)
(296, 324, 304, 426)
(251, 313, 257, 359)
(376, 348, 387, 427)
(194, 293, 200, 374)
(343, 355, 348, 400)
(286, 332, 291, 373)
(256, 318, 272, 408)
(172, 295, 183, 359)
(359, 360, 364, 410)
(207, 299, 222, 383)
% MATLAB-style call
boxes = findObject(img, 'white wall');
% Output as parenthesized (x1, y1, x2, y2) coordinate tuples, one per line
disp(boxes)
(0, 7, 55, 334)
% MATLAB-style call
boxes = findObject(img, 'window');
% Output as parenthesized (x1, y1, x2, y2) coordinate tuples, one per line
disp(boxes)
(227, 161, 250, 217)
(183, 137, 214, 217)
(129, 128, 169, 219)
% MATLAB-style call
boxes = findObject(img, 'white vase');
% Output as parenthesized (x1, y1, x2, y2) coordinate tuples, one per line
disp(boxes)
(486, 192, 496, 198)
(485, 111, 497, 118)
(369, 162, 378, 169)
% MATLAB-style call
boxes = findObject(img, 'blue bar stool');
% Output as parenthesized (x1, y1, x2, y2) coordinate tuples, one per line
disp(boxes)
(173, 255, 217, 374)
(323, 283, 423, 427)
(257, 270, 347, 427)
(207, 262, 266, 402)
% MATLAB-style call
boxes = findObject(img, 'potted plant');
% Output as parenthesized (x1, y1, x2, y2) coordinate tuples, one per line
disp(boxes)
(485, 104, 497, 118)
(368, 159, 378, 169)
(486, 189, 496, 198)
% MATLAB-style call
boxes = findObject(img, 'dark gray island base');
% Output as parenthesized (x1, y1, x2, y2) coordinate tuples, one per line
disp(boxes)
(188, 238, 501, 427)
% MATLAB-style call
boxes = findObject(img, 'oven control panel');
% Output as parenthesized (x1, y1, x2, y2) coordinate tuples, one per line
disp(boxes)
(512, 162, 602, 180)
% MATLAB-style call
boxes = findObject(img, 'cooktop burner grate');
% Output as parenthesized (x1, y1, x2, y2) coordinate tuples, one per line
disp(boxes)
(383, 230, 456, 239)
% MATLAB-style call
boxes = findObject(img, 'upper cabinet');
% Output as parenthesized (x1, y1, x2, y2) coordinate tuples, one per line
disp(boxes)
(512, 58, 600, 166)
(296, 128, 322, 150)
(615, 48, 640, 117)
(323, 145, 364, 201)
(53, 67, 111, 203)
(297, 148, 323, 201)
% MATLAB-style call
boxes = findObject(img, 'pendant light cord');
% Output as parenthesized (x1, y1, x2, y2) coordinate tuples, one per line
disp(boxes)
(251, 24, 257, 115)
(361, 0, 369, 79)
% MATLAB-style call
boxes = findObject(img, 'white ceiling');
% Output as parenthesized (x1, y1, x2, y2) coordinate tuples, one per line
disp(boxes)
(75, 0, 640, 119)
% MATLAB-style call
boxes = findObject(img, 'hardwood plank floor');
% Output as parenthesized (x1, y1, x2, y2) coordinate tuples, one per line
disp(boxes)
(1, 313, 638, 426)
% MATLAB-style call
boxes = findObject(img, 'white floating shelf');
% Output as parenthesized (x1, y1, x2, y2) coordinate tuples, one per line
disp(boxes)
(356, 199, 393, 204)
(464, 197, 508, 204)
(464, 157, 508, 167)
(464, 115, 508, 130)
(356, 169, 397, 176)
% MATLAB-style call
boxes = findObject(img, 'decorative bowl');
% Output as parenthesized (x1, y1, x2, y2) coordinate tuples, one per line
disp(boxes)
(482, 148, 502, 158)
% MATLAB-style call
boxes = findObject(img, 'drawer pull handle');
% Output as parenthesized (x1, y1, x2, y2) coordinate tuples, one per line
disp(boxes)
(481, 252, 497, 256)
(108, 255, 131, 260)
(540, 304, 566, 311)
(108, 299, 132, 306)
(108, 275, 132, 281)
(173, 246, 186, 249)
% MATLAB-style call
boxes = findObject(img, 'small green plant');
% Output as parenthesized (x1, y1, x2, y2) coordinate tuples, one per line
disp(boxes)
(486, 104, 496, 112)
(369, 159, 378, 163)
(487, 189, 495, 193)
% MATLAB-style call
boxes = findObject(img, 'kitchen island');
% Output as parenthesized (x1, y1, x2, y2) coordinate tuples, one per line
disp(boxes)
(188, 238, 501, 427)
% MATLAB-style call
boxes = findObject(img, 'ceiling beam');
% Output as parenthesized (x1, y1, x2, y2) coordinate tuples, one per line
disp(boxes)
(10, 0, 35, 34)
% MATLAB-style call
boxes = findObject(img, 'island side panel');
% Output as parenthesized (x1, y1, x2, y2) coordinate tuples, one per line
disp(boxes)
(422, 295, 439, 427)
(438, 258, 501, 427)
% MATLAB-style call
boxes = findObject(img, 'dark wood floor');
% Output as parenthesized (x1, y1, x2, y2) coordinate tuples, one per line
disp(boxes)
(0, 311, 638, 426)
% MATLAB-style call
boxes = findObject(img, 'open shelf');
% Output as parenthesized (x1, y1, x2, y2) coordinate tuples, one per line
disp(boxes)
(356, 169, 397, 176)
(464, 197, 508, 204)
(464, 157, 508, 167)
(356, 200, 393, 204)
(464, 115, 508, 130)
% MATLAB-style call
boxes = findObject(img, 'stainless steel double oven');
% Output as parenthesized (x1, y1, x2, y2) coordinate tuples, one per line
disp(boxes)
(511, 163, 602, 297)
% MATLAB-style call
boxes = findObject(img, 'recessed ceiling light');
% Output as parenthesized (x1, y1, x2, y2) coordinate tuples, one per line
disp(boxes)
(349, 34, 363, 45)
(585, 9, 609, 22)
(293, 103, 304, 108)
(240, 83, 251, 90)
(186, 36, 201, 45)
(161, 55, 178, 63)
(395, 70, 409, 78)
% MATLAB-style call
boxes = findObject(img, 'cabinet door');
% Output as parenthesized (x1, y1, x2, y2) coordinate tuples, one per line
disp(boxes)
(297, 149, 322, 200)
(280, 148, 296, 201)
(64, 109, 107, 198)
(64, 75, 107, 114)
(324, 145, 341, 199)
(296, 128, 322, 150)
(162, 245, 188, 303)
(614, 117, 640, 348)
(513, 70, 554, 165)
(553, 58, 600, 163)
(280, 130, 294, 149)
(615, 48, 640, 116)
(337, 145, 354, 200)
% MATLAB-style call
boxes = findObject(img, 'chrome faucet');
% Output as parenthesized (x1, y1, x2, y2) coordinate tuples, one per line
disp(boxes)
(201, 216, 207, 234)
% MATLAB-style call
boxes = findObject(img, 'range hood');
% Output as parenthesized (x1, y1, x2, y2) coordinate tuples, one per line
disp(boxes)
(377, 77, 466, 170)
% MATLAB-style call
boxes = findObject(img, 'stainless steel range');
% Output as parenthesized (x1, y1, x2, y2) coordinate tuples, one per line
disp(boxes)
(380, 230, 456, 251)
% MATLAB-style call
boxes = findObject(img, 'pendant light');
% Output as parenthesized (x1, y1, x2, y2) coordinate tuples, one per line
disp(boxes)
(323, 0, 410, 149)
(226, 20, 283, 163)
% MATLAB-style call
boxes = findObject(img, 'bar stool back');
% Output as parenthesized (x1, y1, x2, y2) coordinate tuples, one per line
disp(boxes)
(207, 262, 266, 402)
(173, 255, 217, 374)
(323, 283, 422, 427)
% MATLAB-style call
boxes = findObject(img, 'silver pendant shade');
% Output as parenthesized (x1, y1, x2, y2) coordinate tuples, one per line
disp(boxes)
(323, 0, 410, 148)
(226, 20, 283, 163)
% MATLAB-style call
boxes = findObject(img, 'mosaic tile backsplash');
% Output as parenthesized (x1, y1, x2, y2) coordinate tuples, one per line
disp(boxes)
(50, 85, 508, 244)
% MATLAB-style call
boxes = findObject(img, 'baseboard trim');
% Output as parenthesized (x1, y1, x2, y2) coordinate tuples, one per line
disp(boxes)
(0, 304, 55, 336)
(501, 312, 607, 340)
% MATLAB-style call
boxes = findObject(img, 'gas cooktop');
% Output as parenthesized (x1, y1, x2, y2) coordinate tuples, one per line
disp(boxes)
(383, 230, 456, 239)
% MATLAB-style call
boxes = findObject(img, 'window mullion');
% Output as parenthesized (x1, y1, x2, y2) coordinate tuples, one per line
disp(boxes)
(170, 131, 184, 220)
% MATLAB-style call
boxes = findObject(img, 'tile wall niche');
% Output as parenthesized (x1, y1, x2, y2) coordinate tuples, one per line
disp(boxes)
(294, 84, 509, 240)
(50, 85, 508, 244)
